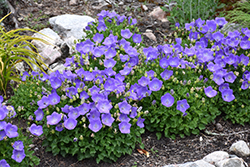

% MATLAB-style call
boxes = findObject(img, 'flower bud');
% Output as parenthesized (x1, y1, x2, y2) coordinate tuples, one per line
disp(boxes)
(79, 135, 83, 140)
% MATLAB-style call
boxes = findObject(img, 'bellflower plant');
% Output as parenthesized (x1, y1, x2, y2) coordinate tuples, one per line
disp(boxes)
(0, 96, 40, 166)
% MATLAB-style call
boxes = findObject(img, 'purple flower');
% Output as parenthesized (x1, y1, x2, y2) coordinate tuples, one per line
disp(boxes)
(197, 49, 214, 63)
(76, 40, 94, 54)
(213, 74, 224, 85)
(12, 149, 25, 163)
(206, 20, 217, 32)
(184, 47, 196, 56)
(121, 29, 133, 39)
(240, 40, 250, 50)
(48, 91, 60, 106)
(104, 59, 117, 68)
(34, 109, 44, 121)
(5, 123, 18, 138)
(80, 91, 89, 100)
(89, 85, 100, 95)
(148, 78, 162, 91)
(55, 123, 63, 132)
(88, 109, 100, 121)
(46, 112, 62, 125)
(93, 33, 104, 43)
(21, 71, 29, 81)
(176, 99, 190, 115)
(0, 130, 6, 140)
(0, 107, 8, 120)
(105, 67, 116, 77)
(215, 17, 228, 26)
(240, 54, 249, 66)
(219, 83, 230, 92)
(66, 87, 77, 99)
(204, 86, 217, 98)
(64, 118, 77, 130)
(138, 76, 150, 87)
(159, 57, 169, 69)
(29, 123, 43, 136)
(119, 114, 130, 122)
(161, 93, 174, 107)
(241, 81, 249, 90)
(96, 100, 112, 113)
(105, 48, 116, 59)
(224, 72, 236, 83)
(68, 107, 80, 119)
(49, 77, 62, 90)
(212, 31, 224, 42)
(221, 89, 235, 102)
(13, 140, 24, 151)
(132, 34, 142, 43)
(168, 57, 180, 67)
(130, 107, 137, 118)
(118, 101, 132, 115)
(61, 105, 70, 114)
(119, 66, 132, 76)
(97, 22, 107, 32)
(0, 121, 6, 130)
(224, 54, 237, 65)
(93, 47, 104, 57)
(119, 122, 131, 134)
(37, 96, 49, 109)
(101, 113, 114, 126)
(0, 159, 10, 167)
(137, 117, 145, 128)
(78, 103, 90, 116)
(103, 34, 118, 46)
(89, 119, 102, 132)
(160, 69, 173, 81)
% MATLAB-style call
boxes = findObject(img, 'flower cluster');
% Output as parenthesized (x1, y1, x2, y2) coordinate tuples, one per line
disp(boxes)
(0, 96, 25, 165)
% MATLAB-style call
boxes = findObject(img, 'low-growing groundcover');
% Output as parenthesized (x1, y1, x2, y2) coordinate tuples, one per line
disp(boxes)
(3, 9, 250, 166)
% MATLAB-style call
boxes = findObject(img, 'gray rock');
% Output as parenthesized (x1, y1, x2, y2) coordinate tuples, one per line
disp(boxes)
(48, 63, 66, 75)
(32, 28, 63, 52)
(49, 14, 95, 39)
(39, 45, 61, 65)
(203, 151, 229, 165)
(230, 140, 250, 157)
(215, 157, 247, 167)
(194, 160, 215, 167)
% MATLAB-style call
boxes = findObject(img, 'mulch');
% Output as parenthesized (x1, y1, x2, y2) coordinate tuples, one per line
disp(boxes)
(1, 0, 250, 166)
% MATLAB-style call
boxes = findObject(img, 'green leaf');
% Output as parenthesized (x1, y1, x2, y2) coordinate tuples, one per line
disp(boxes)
(156, 132, 162, 140)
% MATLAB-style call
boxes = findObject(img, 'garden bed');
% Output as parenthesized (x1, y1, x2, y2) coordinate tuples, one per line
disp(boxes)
(1, 0, 250, 167)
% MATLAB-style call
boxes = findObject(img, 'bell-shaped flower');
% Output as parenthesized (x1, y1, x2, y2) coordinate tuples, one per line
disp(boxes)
(34, 109, 44, 121)
(55, 123, 64, 132)
(160, 69, 173, 81)
(224, 71, 236, 83)
(93, 33, 104, 43)
(221, 89, 235, 102)
(212, 74, 224, 85)
(138, 76, 150, 87)
(118, 101, 132, 115)
(204, 86, 217, 98)
(101, 113, 114, 127)
(240, 54, 249, 66)
(97, 100, 112, 113)
(240, 40, 250, 50)
(241, 81, 249, 90)
(119, 66, 132, 76)
(219, 83, 230, 92)
(132, 34, 142, 43)
(176, 99, 190, 115)
(12, 149, 25, 163)
(119, 114, 130, 122)
(212, 31, 224, 42)
(104, 59, 117, 68)
(161, 93, 174, 107)
(159, 57, 169, 69)
(88, 109, 100, 122)
(121, 29, 133, 39)
(13, 140, 24, 151)
(5, 123, 18, 138)
(215, 17, 228, 26)
(119, 122, 131, 134)
(37, 96, 49, 109)
(89, 119, 102, 132)
(29, 123, 43, 136)
(46, 112, 62, 125)
(48, 91, 60, 106)
(148, 78, 163, 91)
(168, 57, 180, 67)
(105, 48, 116, 59)
(0, 159, 10, 167)
(64, 118, 77, 130)
(137, 117, 145, 128)
(0, 121, 7, 130)
(49, 77, 62, 90)
(0, 107, 8, 120)
(68, 107, 80, 119)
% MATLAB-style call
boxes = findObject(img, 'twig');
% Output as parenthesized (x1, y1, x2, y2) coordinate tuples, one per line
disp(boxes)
(204, 130, 250, 136)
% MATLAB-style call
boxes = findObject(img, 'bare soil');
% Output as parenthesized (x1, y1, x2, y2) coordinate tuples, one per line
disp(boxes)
(2, 0, 250, 166)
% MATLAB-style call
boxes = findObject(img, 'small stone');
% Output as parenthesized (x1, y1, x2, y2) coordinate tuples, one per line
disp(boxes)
(149, 7, 168, 22)
(216, 123, 223, 132)
(215, 157, 246, 167)
(69, 0, 77, 6)
(203, 151, 229, 164)
(142, 5, 148, 11)
(230, 140, 250, 157)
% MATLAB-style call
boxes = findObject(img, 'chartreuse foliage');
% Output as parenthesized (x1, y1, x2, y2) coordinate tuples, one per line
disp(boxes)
(161, 0, 225, 29)
(0, 97, 40, 166)
(0, 13, 49, 97)
(225, 0, 250, 30)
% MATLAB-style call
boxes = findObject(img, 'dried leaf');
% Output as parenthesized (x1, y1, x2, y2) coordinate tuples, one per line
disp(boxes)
(137, 149, 149, 157)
